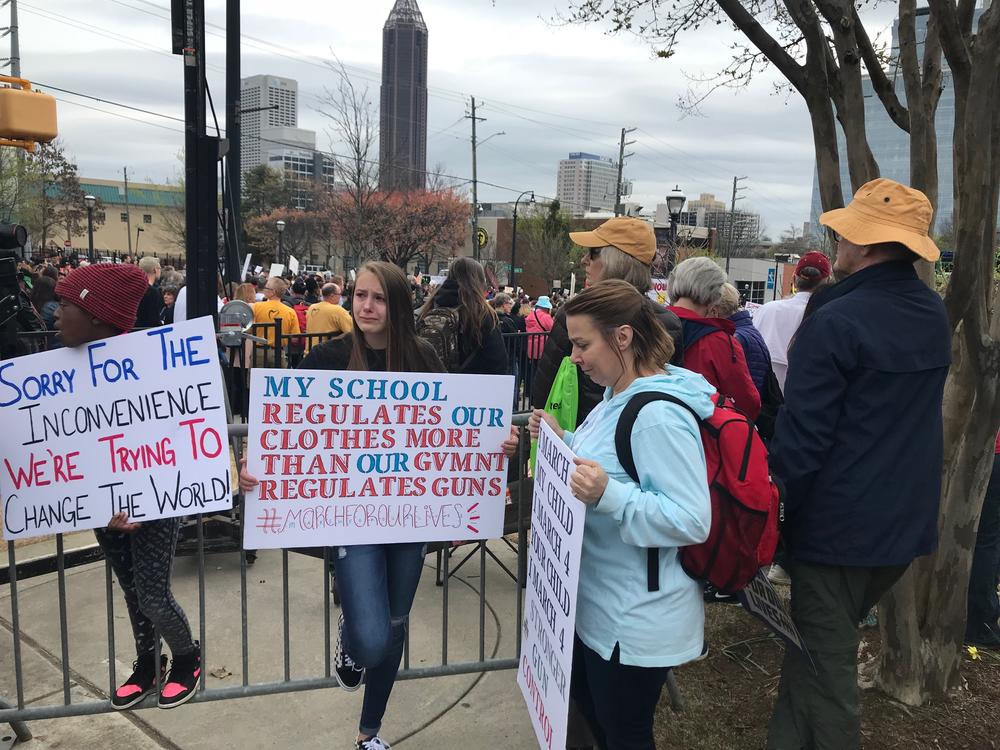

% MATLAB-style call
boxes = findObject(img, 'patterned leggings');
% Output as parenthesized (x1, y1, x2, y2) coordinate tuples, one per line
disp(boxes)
(94, 518, 197, 657)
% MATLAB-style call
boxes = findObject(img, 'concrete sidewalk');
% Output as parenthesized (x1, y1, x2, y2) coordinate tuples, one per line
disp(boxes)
(0, 533, 536, 749)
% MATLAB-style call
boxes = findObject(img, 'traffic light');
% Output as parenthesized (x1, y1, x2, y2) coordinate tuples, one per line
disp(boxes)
(0, 77, 57, 152)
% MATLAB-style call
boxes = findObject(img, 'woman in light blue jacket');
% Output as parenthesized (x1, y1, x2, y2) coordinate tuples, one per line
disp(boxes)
(529, 279, 713, 750)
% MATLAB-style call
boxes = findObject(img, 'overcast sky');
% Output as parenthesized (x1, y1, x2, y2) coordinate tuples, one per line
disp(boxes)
(24, 0, 901, 237)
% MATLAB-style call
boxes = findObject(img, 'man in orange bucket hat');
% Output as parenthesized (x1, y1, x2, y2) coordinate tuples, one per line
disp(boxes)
(766, 178, 951, 749)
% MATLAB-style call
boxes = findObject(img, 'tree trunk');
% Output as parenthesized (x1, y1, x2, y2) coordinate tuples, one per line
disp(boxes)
(877, 3, 1000, 702)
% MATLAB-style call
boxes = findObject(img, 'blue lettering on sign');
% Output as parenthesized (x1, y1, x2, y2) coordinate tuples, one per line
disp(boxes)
(262, 375, 314, 398)
(0, 362, 78, 407)
(147, 328, 211, 370)
(87, 342, 139, 386)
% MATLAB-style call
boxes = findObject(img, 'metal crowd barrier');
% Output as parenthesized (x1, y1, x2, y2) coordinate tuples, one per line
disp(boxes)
(0, 414, 534, 727)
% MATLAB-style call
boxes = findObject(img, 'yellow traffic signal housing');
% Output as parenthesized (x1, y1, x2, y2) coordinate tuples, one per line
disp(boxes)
(0, 76, 57, 152)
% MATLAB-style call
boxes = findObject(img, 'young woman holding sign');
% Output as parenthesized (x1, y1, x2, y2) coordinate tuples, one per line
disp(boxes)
(528, 280, 713, 750)
(53, 264, 202, 710)
(240, 261, 518, 750)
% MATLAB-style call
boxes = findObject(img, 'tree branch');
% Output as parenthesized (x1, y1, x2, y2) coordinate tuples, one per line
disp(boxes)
(853, 5, 910, 131)
(927, 0, 971, 79)
(714, 0, 807, 92)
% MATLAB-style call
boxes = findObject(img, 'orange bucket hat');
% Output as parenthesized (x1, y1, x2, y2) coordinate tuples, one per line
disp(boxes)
(819, 178, 939, 262)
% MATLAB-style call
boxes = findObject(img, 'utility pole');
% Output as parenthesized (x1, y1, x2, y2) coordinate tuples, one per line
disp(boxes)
(615, 127, 636, 216)
(5, 0, 20, 80)
(725, 175, 748, 275)
(466, 96, 486, 259)
(123, 166, 133, 254)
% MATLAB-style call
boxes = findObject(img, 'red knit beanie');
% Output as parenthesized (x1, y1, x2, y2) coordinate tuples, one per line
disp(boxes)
(55, 264, 149, 332)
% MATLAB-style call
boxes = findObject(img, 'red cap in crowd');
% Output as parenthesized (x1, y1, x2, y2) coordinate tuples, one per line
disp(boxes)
(55, 264, 149, 332)
(794, 251, 832, 280)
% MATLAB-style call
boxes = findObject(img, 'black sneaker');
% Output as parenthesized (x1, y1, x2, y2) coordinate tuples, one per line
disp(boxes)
(335, 614, 365, 692)
(111, 653, 167, 710)
(704, 584, 739, 604)
(356, 736, 391, 750)
(158, 643, 201, 709)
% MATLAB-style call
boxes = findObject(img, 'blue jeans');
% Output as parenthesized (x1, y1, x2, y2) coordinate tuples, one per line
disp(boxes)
(334, 542, 425, 736)
(967, 454, 1000, 640)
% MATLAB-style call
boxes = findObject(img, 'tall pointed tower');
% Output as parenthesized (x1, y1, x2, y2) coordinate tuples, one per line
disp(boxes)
(379, 0, 428, 191)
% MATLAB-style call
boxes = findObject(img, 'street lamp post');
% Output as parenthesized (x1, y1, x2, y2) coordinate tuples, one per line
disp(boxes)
(510, 190, 534, 291)
(84, 194, 96, 263)
(135, 226, 144, 254)
(276, 219, 286, 267)
(665, 185, 686, 274)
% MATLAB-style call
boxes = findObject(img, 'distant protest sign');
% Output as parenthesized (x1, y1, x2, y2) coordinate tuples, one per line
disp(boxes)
(518, 421, 585, 750)
(243, 369, 515, 548)
(1, 318, 231, 540)
(738, 569, 811, 664)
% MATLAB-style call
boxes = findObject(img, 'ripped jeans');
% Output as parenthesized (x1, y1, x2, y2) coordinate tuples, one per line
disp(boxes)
(333, 542, 425, 736)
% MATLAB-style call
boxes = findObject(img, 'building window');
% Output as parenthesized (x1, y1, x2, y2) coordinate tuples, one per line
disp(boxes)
(143, 214, 152, 224)
(736, 280, 766, 305)
(120, 212, 128, 222)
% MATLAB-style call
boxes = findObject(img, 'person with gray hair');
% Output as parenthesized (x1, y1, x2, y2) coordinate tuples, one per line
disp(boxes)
(530, 216, 683, 425)
(711, 282, 772, 399)
(668, 257, 760, 419)
(134, 255, 164, 328)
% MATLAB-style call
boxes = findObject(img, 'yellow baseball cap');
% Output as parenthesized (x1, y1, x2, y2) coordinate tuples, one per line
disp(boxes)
(819, 178, 940, 262)
(569, 217, 656, 265)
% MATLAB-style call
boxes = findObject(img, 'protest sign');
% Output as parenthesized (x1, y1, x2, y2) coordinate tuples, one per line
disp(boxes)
(518, 421, 586, 750)
(647, 277, 669, 305)
(241, 254, 252, 281)
(1, 318, 231, 540)
(268, 263, 285, 279)
(738, 569, 811, 661)
(288, 255, 299, 275)
(243, 369, 515, 548)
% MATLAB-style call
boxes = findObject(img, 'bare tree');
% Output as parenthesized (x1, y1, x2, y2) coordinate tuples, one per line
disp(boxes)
(318, 61, 387, 270)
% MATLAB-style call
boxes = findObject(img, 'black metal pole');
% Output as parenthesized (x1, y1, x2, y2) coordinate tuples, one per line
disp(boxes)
(511, 207, 518, 292)
(86, 208, 94, 263)
(223, 0, 242, 288)
(278, 233, 284, 269)
(179, 0, 218, 322)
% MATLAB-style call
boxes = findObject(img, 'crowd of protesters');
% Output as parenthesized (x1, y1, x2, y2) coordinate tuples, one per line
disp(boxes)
(9, 176, 1000, 750)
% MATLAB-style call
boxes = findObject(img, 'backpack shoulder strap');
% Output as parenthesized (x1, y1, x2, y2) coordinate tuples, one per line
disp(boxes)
(613, 390, 704, 594)
(614, 391, 702, 483)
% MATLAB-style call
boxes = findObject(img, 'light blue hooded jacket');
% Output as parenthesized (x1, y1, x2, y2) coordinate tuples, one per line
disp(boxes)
(564, 367, 714, 667)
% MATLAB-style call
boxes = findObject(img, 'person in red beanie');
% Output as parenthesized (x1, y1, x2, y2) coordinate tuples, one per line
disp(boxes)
(54, 264, 202, 710)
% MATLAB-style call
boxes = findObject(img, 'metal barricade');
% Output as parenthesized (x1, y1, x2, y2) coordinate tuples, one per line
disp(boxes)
(0, 414, 533, 725)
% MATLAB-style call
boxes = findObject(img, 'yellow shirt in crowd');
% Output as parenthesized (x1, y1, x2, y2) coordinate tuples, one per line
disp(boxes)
(305, 300, 353, 351)
(253, 298, 300, 348)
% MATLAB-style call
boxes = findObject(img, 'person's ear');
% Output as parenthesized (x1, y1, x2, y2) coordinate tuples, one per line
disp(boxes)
(616, 325, 634, 352)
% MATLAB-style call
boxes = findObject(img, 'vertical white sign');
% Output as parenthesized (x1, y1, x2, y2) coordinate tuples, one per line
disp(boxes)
(288, 255, 299, 275)
(518, 421, 586, 750)
(241, 253, 252, 281)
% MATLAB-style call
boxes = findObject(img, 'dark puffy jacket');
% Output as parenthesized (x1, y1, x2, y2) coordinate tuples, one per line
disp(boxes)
(530, 299, 684, 425)
(429, 280, 508, 376)
(770, 261, 951, 566)
(728, 309, 772, 397)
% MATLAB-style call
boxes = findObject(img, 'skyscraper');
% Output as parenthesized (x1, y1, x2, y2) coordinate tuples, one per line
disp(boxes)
(556, 153, 623, 217)
(240, 75, 298, 176)
(379, 0, 428, 191)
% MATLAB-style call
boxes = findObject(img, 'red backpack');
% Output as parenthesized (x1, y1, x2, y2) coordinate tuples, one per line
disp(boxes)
(614, 391, 782, 594)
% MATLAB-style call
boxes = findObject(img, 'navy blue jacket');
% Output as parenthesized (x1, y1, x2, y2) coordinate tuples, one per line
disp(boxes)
(728, 310, 772, 397)
(770, 261, 951, 567)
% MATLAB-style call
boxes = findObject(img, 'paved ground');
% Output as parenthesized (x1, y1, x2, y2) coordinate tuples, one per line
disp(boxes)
(0, 530, 536, 749)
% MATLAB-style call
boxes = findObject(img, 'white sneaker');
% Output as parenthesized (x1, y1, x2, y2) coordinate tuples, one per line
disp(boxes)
(356, 736, 391, 750)
(767, 563, 791, 586)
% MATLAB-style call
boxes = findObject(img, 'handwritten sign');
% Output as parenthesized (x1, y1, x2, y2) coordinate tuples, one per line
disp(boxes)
(243, 369, 515, 548)
(518, 421, 585, 750)
(1, 318, 231, 540)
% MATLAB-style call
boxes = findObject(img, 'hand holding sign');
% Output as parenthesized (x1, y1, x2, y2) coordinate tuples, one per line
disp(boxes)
(570, 457, 608, 504)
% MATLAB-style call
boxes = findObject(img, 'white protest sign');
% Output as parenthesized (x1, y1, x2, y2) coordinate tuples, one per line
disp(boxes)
(243, 369, 515, 548)
(429, 275, 446, 288)
(518, 421, 586, 750)
(268, 263, 285, 279)
(738, 569, 812, 666)
(254, 265, 263, 274)
(647, 277, 669, 305)
(287, 255, 299, 275)
(0, 318, 231, 540)
(241, 254, 252, 281)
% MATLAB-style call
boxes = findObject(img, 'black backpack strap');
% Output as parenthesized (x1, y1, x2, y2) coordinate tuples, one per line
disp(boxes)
(614, 391, 703, 592)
